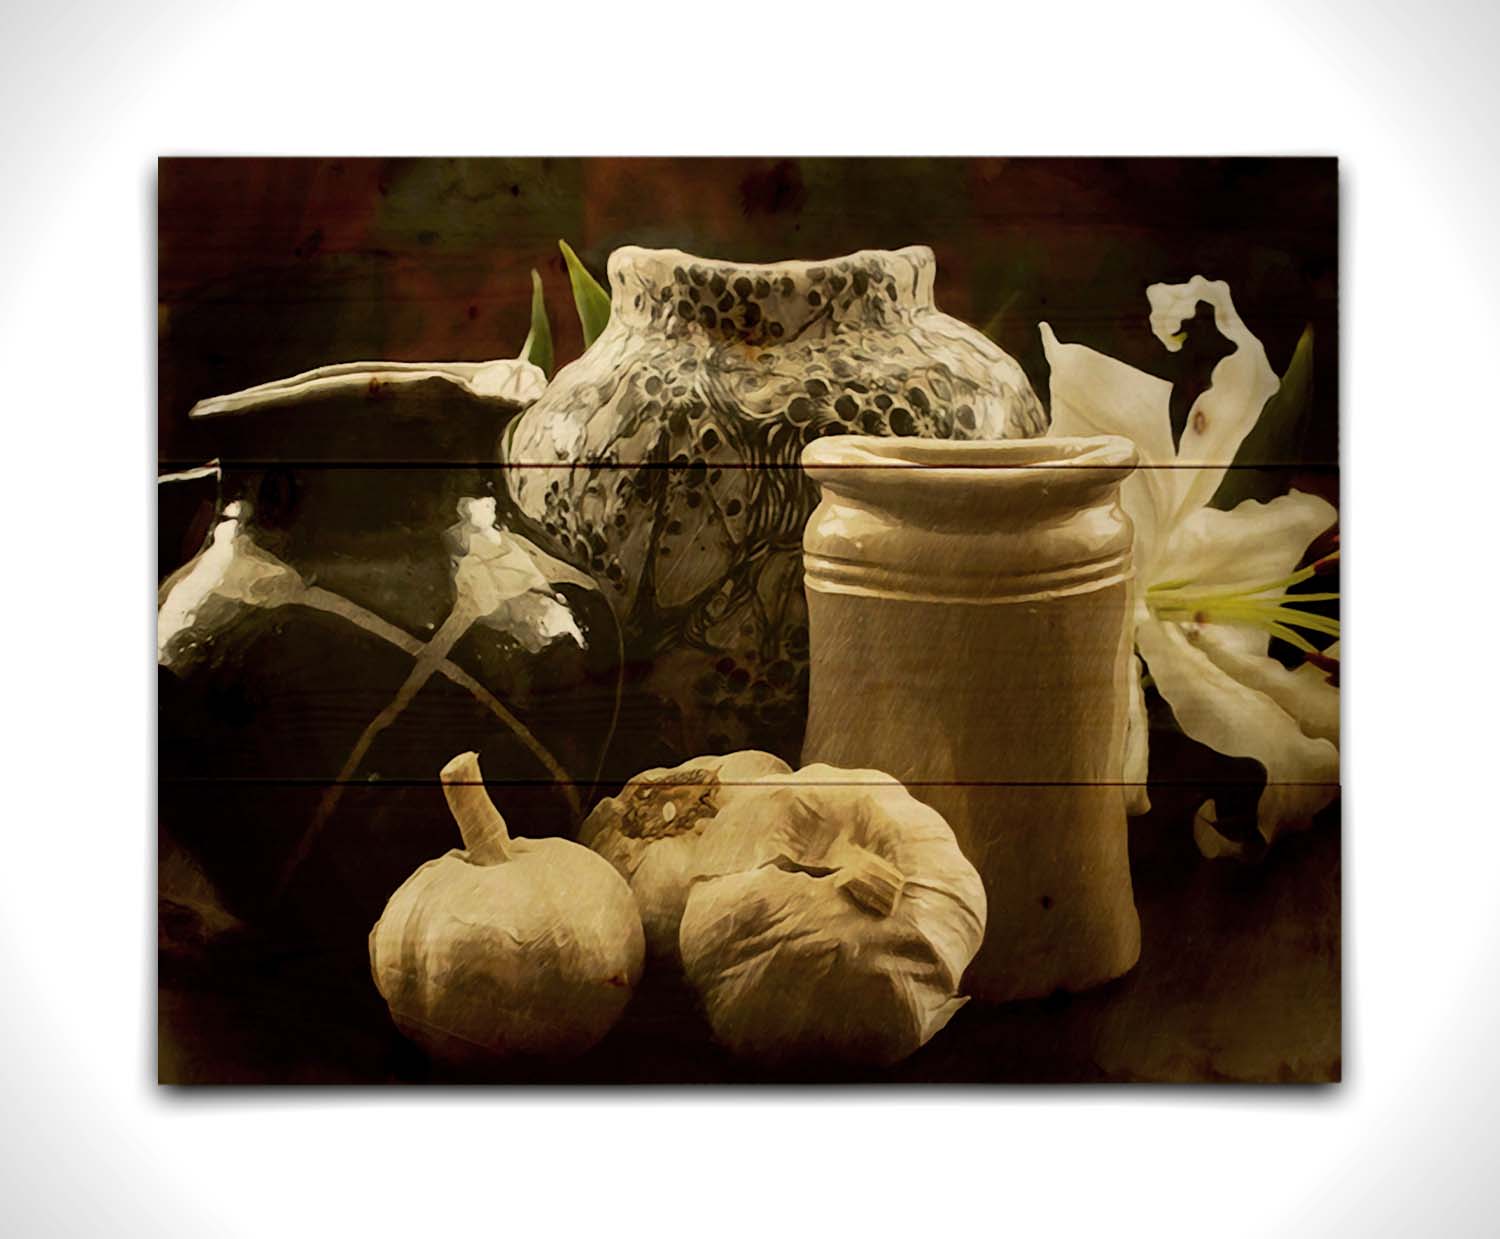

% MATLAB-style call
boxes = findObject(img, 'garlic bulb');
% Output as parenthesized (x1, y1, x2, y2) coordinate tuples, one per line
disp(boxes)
(369, 752, 645, 1065)
(678, 764, 986, 1068)
(579, 750, 791, 959)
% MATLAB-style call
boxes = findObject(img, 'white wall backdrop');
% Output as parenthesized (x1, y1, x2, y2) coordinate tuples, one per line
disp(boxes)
(1, 0, 1495, 1234)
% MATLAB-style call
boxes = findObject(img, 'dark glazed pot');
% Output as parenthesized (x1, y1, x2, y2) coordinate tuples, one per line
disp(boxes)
(157, 360, 617, 946)
(504, 245, 1047, 764)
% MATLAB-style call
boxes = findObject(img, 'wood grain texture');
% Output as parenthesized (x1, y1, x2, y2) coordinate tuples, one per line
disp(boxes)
(157, 157, 1339, 1084)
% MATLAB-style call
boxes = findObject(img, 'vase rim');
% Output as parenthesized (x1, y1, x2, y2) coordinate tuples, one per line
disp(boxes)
(805, 433, 1136, 470)
(605, 244, 940, 334)
(608, 243, 934, 277)
(801, 434, 1139, 513)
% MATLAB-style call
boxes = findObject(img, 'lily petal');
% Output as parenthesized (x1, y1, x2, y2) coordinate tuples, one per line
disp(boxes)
(1192, 806, 1252, 861)
(1189, 622, 1273, 660)
(1040, 321, 1175, 571)
(482, 590, 587, 653)
(1146, 277, 1281, 526)
(1294, 637, 1340, 723)
(441, 498, 593, 652)
(1041, 322, 1177, 465)
(1156, 490, 1337, 591)
(504, 529, 599, 594)
(448, 498, 565, 612)
(1191, 626, 1341, 746)
(1136, 619, 1339, 852)
(454, 537, 551, 616)
(1193, 782, 1336, 860)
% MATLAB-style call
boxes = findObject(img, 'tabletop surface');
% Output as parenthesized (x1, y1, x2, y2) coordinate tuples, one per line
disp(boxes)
(158, 801, 1340, 1087)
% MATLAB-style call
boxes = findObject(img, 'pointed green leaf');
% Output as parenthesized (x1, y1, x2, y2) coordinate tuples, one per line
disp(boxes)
(979, 289, 1019, 343)
(518, 268, 554, 378)
(559, 239, 612, 348)
(1211, 324, 1316, 510)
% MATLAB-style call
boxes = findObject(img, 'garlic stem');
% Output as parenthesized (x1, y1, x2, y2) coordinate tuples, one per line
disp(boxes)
(834, 845, 906, 918)
(441, 751, 513, 864)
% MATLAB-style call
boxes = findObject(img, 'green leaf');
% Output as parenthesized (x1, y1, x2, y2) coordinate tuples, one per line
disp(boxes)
(559, 239, 611, 348)
(978, 289, 1020, 343)
(518, 268, 554, 378)
(1211, 324, 1316, 510)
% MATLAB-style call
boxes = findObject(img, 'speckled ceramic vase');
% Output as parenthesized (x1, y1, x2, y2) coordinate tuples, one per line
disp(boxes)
(505, 245, 1046, 766)
(800, 435, 1143, 1004)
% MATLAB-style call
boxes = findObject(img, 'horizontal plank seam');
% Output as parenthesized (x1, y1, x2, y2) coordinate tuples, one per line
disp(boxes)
(157, 459, 1340, 472)
(160, 776, 1342, 788)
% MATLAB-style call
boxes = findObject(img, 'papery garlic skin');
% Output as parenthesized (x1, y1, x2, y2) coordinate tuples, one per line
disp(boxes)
(369, 753, 645, 1065)
(579, 750, 791, 959)
(678, 766, 986, 1068)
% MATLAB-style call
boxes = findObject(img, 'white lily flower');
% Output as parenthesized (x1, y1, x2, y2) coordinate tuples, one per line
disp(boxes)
(449, 497, 592, 654)
(1042, 277, 1339, 860)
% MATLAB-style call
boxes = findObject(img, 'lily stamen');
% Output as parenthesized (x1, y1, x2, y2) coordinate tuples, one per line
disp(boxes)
(1147, 568, 1341, 648)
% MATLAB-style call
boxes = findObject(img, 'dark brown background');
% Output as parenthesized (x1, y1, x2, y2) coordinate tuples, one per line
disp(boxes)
(159, 157, 1337, 473)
